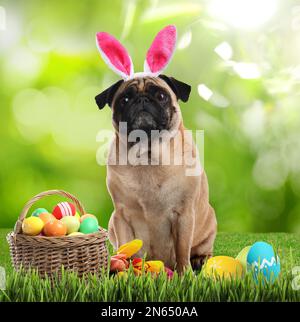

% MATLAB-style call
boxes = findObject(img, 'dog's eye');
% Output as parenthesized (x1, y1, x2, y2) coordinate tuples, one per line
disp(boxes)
(155, 91, 167, 102)
(120, 95, 130, 106)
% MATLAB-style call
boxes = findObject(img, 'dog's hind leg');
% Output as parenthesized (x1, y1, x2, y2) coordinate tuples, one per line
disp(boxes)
(190, 203, 217, 271)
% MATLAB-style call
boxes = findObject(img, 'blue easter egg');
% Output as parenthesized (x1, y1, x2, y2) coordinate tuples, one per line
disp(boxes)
(247, 241, 280, 283)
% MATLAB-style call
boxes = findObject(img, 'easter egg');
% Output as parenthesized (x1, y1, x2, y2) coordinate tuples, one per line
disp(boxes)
(68, 232, 84, 237)
(38, 212, 55, 224)
(247, 241, 280, 283)
(43, 220, 67, 237)
(80, 214, 98, 225)
(22, 217, 44, 236)
(74, 212, 81, 221)
(79, 217, 99, 234)
(204, 256, 243, 279)
(110, 255, 128, 272)
(60, 216, 80, 235)
(52, 202, 76, 220)
(236, 246, 251, 273)
(32, 208, 48, 217)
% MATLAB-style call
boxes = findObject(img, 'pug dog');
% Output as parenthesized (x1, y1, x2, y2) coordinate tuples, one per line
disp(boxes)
(95, 75, 217, 273)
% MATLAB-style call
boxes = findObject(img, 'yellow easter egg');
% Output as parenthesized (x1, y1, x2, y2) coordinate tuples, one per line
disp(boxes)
(117, 239, 143, 259)
(236, 246, 251, 273)
(22, 217, 44, 236)
(61, 216, 80, 234)
(68, 232, 84, 237)
(74, 212, 81, 221)
(203, 256, 243, 279)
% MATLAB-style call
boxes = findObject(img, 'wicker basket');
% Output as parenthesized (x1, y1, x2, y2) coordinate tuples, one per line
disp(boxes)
(7, 190, 108, 277)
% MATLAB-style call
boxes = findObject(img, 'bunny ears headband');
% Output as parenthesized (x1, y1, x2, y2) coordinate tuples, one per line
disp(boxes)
(95, 25, 191, 109)
(96, 25, 177, 80)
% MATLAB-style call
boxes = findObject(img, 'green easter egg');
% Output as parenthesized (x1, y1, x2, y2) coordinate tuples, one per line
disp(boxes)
(79, 217, 99, 234)
(32, 208, 48, 217)
(236, 246, 251, 273)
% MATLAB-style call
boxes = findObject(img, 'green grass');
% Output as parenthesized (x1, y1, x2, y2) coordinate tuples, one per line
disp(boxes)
(0, 229, 11, 274)
(0, 229, 299, 302)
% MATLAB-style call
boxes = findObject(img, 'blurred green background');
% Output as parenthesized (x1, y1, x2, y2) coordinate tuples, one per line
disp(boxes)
(0, 0, 300, 233)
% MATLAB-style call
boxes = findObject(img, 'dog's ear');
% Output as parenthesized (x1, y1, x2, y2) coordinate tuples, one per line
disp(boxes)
(95, 80, 124, 109)
(159, 75, 191, 102)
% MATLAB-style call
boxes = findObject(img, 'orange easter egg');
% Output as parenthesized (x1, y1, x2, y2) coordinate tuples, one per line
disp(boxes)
(38, 212, 55, 224)
(43, 220, 67, 237)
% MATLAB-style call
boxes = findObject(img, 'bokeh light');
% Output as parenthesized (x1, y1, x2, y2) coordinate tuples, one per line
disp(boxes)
(208, 0, 278, 30)
(214, 41, 233, 61)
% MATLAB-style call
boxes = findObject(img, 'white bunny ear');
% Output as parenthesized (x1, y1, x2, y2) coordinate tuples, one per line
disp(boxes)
(144, 25, 177, 76)
(96, 32, 134, 79)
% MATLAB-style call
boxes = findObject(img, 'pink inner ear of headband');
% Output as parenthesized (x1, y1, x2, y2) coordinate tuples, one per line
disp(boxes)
(96, 32, 134, 79)
(96, 25, 177, 79)
(144, 25, 177, 75)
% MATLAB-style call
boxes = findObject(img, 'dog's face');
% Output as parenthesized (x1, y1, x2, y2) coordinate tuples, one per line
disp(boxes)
(95, 75, 191, 136)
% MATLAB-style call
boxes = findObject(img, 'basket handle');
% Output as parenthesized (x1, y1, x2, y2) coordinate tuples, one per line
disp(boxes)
(14, 190, 87, 234)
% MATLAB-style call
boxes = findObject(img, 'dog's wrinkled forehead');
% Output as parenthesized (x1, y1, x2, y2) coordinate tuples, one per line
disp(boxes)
(114, 77, 174, 102)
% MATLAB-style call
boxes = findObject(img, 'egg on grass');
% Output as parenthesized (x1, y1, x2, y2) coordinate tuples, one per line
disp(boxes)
(236, 245, 251, 273)
(247, 241, 280, 283)
(203, 256, 243, 279)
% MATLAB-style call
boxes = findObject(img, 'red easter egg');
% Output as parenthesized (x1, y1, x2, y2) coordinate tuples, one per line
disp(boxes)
(52, 202, 76, 220)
